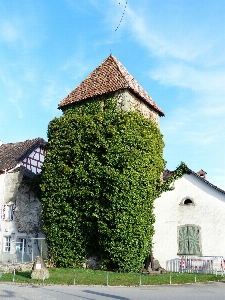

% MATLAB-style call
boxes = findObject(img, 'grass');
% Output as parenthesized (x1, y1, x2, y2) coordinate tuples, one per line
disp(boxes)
(0, 268, 223, 286)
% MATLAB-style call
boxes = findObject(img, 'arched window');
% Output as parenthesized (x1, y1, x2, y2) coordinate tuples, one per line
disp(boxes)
(180, 197, 194, 206)
(184, 198, 193, 205)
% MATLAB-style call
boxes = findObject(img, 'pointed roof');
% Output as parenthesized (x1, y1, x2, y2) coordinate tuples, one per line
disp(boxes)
(58, 54, 164, 116)
(0, 137, 46, 171)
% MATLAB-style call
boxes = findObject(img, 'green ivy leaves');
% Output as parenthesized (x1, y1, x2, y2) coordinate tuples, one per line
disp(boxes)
(40, 97, 167, 271)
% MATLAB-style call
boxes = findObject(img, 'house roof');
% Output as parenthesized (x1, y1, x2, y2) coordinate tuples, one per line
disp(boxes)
(0, 137, 46, 172)
(163, 168, 225, 195)
(58, 54, 165, 116)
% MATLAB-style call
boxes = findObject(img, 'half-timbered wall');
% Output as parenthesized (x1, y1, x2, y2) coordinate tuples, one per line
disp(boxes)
(21, 146, 45, 174)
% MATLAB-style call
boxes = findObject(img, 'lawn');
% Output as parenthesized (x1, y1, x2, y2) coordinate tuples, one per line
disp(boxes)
(0, 268, 222, 286)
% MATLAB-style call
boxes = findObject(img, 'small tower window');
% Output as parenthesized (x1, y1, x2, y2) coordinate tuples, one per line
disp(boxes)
(184, 198, 193, 205)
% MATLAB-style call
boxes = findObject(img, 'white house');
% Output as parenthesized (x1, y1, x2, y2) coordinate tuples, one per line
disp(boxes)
(153, 168, 225, 269)
(0, 137, 46, 264)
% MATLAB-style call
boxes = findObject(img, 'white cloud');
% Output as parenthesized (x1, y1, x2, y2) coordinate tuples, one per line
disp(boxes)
(40, 79, 63, 112)
(124, 7, 212, 62)
(61, 57, 89, 82)
(0, 20, 21, 42)
(117, 2, 225, 98)
(0, 4, 45, 50)
(9, 90, 23, 119)
(150, 61, 225, 94)
(65, 0, 98, 15)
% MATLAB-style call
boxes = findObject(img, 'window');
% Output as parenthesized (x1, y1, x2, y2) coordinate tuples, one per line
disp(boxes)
(184, 199, 193, 205)
(18, 238, 27, 252)
(180, 197, 194, 206)
(4, 236, 11, 252)
(5, 204, 14, 221)
(178, 225, 200, 255)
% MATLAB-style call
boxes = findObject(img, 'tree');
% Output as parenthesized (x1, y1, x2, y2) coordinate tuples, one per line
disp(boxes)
(40, 97, 166, 271)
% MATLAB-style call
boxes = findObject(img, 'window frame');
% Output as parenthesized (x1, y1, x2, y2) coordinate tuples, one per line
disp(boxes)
(17, 238, 27, 253)
(4, 204, 15, 221)
(4, 236, 11, 252)
(180, 197, 195, 206)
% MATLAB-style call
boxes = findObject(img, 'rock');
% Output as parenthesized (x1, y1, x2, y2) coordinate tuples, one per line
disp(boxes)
(82, 256, 101, 270)
(154, 260, 161, 270)
(158, 267, 166, 274)
(31, 256, 49, 279)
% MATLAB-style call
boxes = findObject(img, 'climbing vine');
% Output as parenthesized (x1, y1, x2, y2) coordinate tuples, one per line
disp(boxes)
(40, 96, 185, 271)
(159, 162, 190, 194)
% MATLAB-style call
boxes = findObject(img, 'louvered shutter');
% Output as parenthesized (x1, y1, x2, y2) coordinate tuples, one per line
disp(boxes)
(188, 226, 200, 255)
(178, 226, 189, 254)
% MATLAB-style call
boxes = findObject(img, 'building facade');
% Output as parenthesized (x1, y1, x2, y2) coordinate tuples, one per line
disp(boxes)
(0, 138, 46, 264)
(153, 169, 225, 269)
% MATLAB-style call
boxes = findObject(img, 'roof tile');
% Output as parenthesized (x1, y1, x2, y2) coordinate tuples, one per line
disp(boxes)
(58, 54, 164, 116)
(0, 137, 46, 171)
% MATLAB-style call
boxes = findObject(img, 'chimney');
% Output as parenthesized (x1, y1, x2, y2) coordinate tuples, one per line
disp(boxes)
(0, 140, 3, 146)
(197, 169, 207, 179)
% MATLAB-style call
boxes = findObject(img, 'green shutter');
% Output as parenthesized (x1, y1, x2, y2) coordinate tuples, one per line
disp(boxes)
(188, 226, 200, 255)
(179, 226, 189, 254)
(178, 225, 200, 255)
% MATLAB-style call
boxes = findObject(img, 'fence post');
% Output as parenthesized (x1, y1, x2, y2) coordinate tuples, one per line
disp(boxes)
(32, 239, 34, 261)
(12, 269, 16, 282)
(42, 274, 45, 285)
(169, 272, 172, 285)
(74, 271, 76, 285)
(139, 272, 142, 286)
(106, 272, 109, 286)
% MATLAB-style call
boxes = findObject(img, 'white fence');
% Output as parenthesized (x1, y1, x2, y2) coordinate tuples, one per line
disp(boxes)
(166, 256, 225, 274)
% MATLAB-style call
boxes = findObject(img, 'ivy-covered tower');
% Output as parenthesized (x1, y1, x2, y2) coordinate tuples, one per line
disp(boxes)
(41, 54, 166, 271)
(58, 54, 164, 125)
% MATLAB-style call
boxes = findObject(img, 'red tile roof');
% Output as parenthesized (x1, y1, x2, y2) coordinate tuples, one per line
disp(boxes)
(58, 54, 165, 116)
(0, 137, 46, 171)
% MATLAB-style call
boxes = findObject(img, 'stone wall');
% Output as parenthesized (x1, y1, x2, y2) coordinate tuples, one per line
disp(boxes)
(3, 171, 22, 204)
(15, 181, 42, 234)
(115, 90, 160, 127)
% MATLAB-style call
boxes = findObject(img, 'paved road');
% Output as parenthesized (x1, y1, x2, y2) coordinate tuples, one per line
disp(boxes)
(1, 282, 225, 300)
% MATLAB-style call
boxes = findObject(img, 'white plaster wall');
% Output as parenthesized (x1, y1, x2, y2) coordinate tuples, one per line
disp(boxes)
(0, 173, 6, 254)
(0, 172, 19, 259)
(153, 173, 225, 269)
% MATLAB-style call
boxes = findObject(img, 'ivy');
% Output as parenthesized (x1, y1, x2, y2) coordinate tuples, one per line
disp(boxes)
(41, 96, 167, 271)
(159, 162, 190, 195)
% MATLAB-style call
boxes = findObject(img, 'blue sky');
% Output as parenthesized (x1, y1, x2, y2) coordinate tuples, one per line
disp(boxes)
(1, 0, 225, 189)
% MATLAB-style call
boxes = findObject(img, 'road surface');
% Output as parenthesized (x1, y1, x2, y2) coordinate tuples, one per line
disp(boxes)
(1, 282, 225, 299)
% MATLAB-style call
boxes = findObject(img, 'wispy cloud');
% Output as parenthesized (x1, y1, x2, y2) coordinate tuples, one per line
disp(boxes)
(0, 3, 45, 50)
(9, 89, 23, 119)
(0, 20, 22, 43)
(112, 1, 225, 188)
(150, 61, 225, 94)
(61, 56, 89, 82)
(40, 78, 66, 113)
